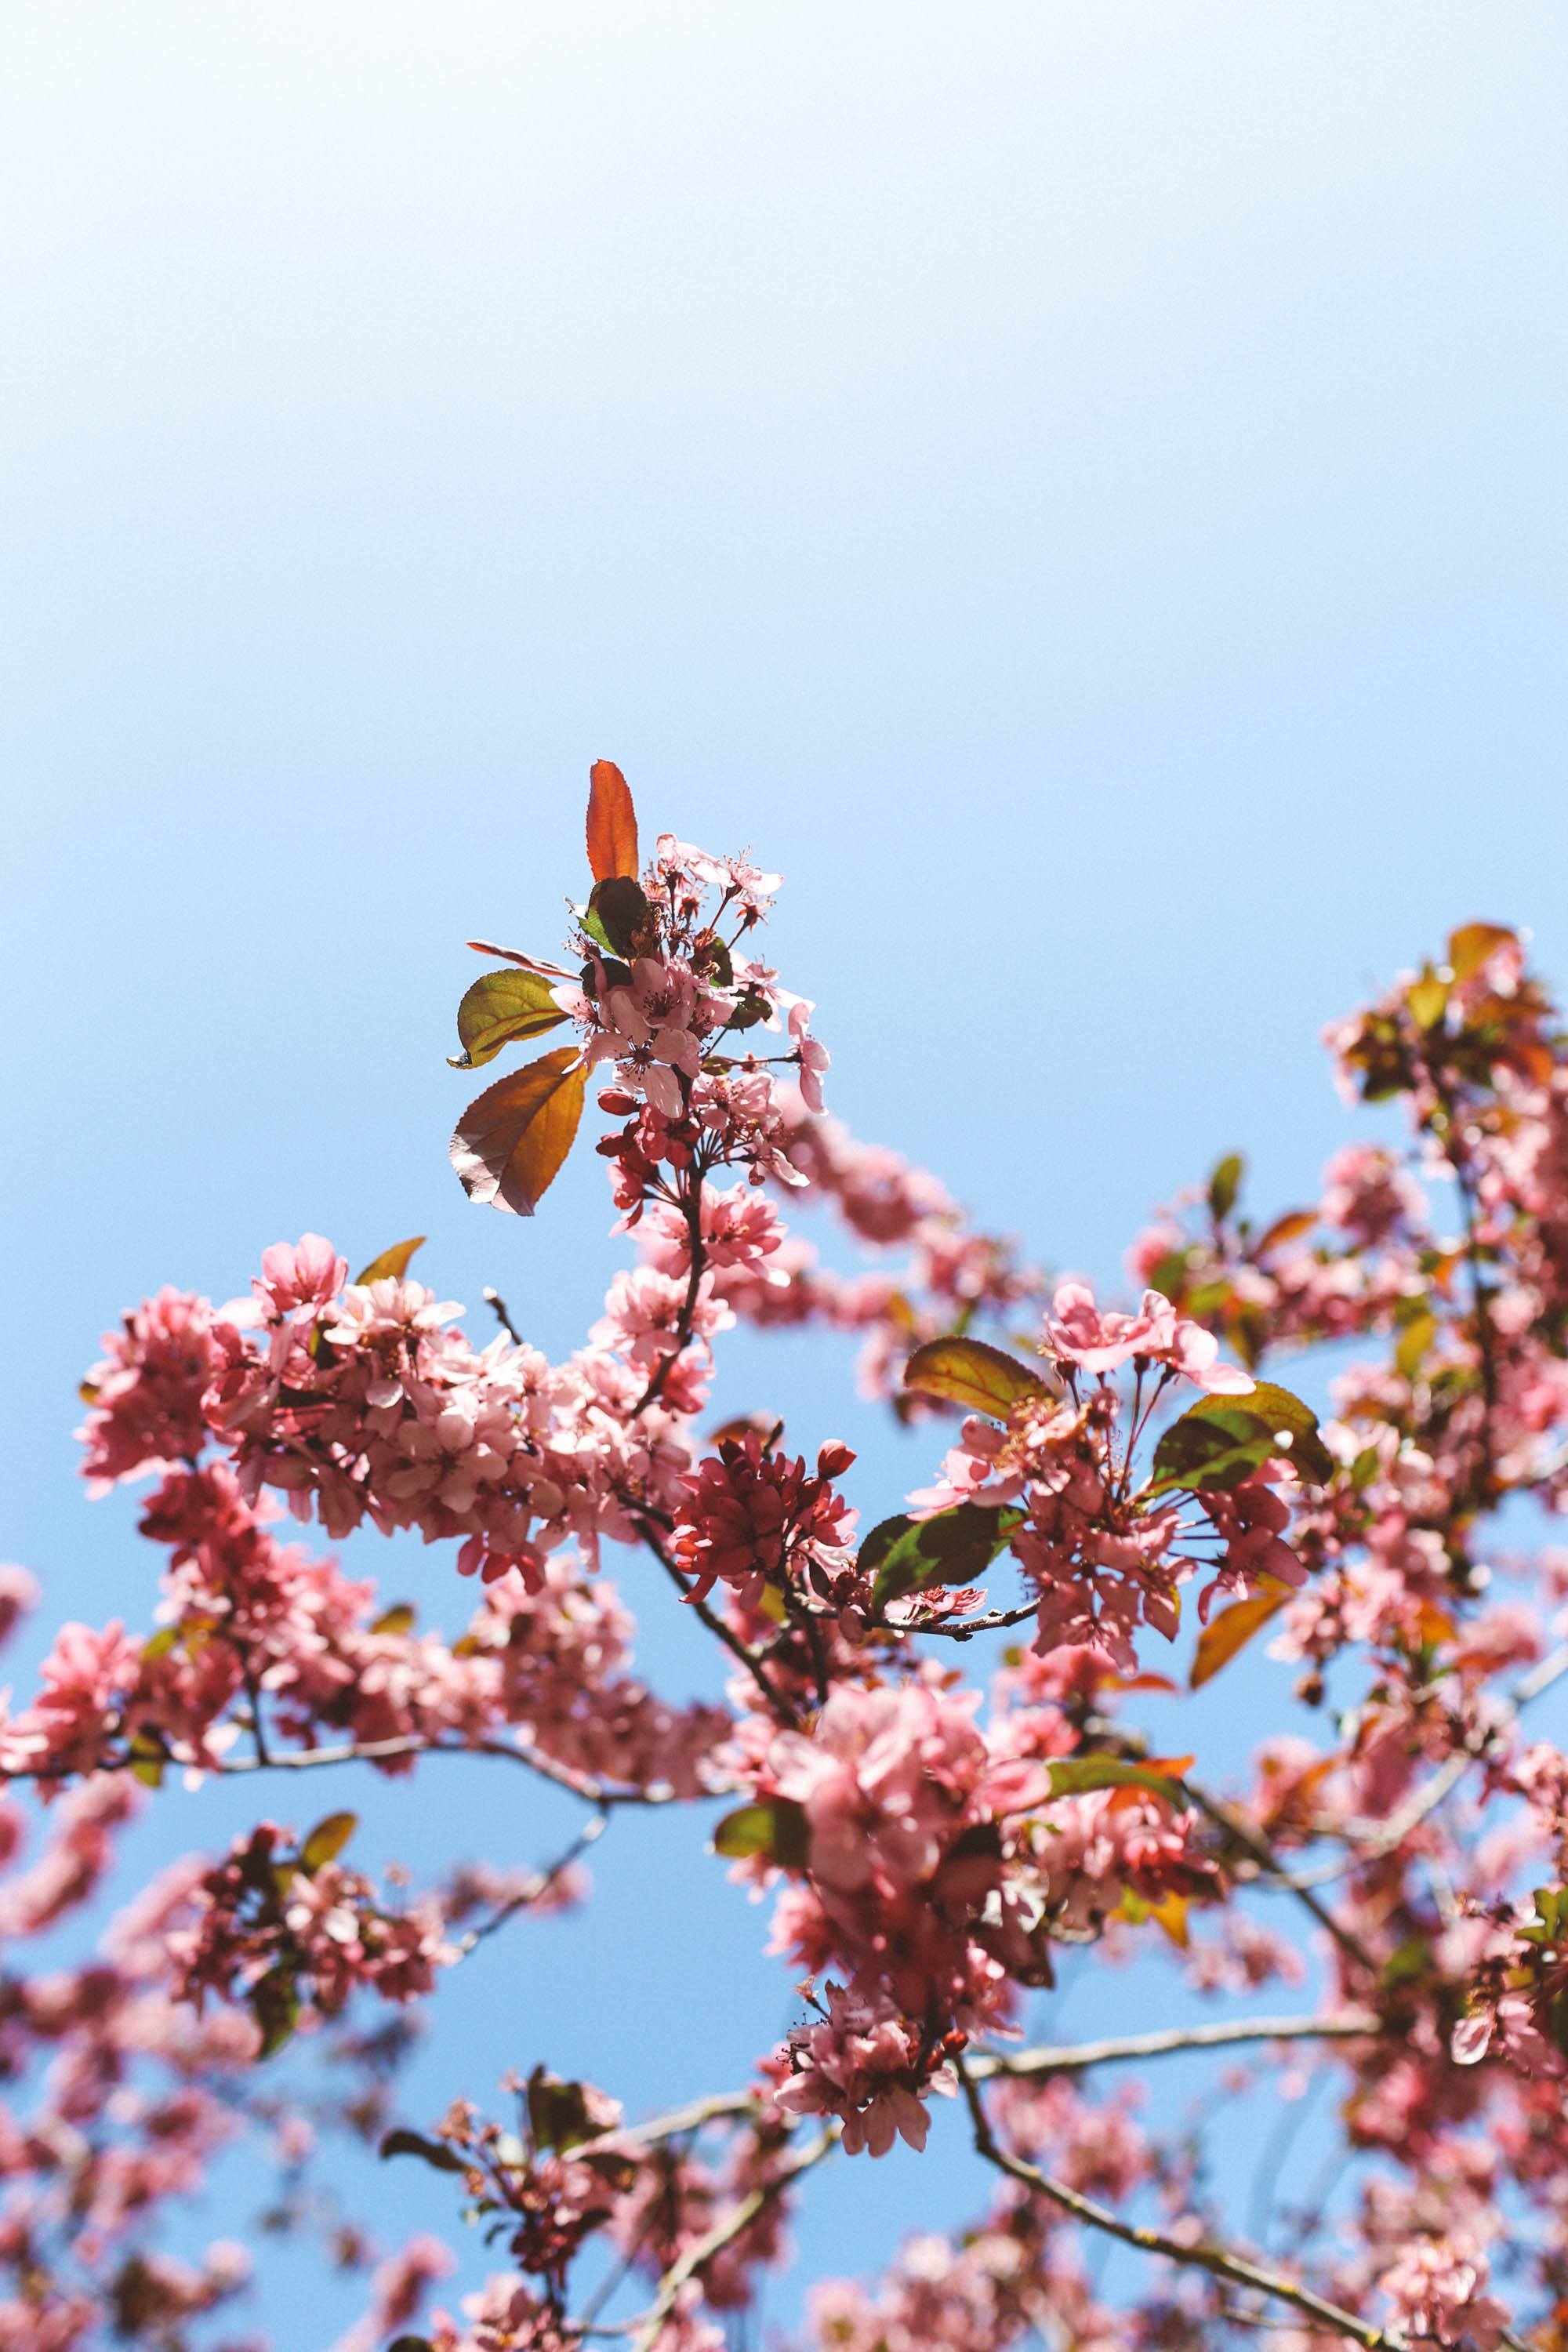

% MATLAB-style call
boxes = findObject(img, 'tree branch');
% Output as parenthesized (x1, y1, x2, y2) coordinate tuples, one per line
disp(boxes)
(968, 2009, 1378, 2083)
(209, 1733, 687, 1808)
(960, 2064, 1409, 2351)
(1179, 1775, 1382, 1980)
(1347, 1639, 1568, 1857)
(625, 2125, 837, 2352)
(635, 1517, 800, 1727)
(590, 2088, 761, 2153)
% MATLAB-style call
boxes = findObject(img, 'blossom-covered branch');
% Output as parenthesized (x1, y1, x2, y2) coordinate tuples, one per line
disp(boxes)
(10, 771, 1568, 2350)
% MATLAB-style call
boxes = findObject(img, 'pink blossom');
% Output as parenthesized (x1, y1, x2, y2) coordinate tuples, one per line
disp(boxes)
(786, 998, 831, 1114)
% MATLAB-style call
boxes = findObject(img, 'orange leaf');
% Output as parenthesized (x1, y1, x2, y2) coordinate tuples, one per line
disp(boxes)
(586, 760, 639, 883)
(1447, 921, 1516, 984)
(450, 1049, 587, 1216)
(1148, 1891, 1191, 1948)
(353, 1236, 426, 1285)
(902, 1336, 1048, 1420)
(1190, 1582, 1292, 1690)
(1253, 1209, 1316, 1257)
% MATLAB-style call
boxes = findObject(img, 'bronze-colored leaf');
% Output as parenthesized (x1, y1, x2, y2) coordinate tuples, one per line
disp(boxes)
(353, 1236, 426, 1285)
(902, 1336, 1048, 1420)
(1447, 921, 1516, 984)
(1253, 1209, 1316, 1257)
(1190, 1580, 1293, 1689)
(450, 968, 569, 1069)
(586, 759, 639, 882)
(450, 1047, 587, 1216)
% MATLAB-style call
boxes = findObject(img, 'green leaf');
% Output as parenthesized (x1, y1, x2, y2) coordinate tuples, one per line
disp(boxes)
(1524, 1886, 1568, 1945)
(449, 967, 570, 1070)
(526, 2066, 611, 2155)
(573, 898, 614, 952)
(699, 935, 735, 986)
(353, 1236, 427, 1285)
(300, 1812, 358, 1873)
(711, 1797, 811, 1867)
(1149, 1381, 1332, 1494)
(379, 2128, 468, 2174)
(1046, 1756, 1185, 1806)
(587, 876, 655, 958)
(369, 1603, 416, 1636)
(251, 1965, 301, 2060)
(1394, 1311, 1438, 1381)
(862, 1502, 1025, 1607)
(902, 1337, 1047, 1420)
(1207, 1152, 1244, 1222)
(1144, 1247, 1195, 1302)
(1149, 1406, 1276, 1494)
(1406, 971, 1450, 1030)
(1240, 1382, 1334, 1482)
(388, 2340, 437, 2352)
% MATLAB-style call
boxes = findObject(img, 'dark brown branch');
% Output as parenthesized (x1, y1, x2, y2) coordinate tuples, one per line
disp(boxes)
(634, 1517, 800, 1727)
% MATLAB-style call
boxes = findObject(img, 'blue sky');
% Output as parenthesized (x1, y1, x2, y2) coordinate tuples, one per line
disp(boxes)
(5, 4, 1567, 2341)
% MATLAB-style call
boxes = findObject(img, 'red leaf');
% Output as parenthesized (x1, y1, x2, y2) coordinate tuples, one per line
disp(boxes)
(450, 1048, 587, 1216)
(586, 760, 639, 883)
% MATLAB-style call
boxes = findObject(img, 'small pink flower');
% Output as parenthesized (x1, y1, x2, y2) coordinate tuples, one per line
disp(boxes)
(253, 1236, 348, 1319)
(786, 1000, 831, 1115)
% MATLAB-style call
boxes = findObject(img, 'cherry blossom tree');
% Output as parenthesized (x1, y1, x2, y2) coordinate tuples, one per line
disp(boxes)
(9, 762, 1568, 2350)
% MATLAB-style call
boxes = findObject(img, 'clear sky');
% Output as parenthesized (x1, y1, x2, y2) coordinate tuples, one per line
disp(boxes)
(5, 5, 1567, 2341)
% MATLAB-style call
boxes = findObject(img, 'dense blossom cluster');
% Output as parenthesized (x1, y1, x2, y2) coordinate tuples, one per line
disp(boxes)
(12, 774, 1568, 2350)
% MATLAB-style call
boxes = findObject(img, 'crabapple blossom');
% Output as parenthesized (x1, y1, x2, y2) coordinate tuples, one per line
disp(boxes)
(16, 774, 1568, 2348)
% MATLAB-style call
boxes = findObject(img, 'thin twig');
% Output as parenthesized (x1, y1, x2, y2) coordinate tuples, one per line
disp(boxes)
(960, 2065, 1408, 2350)
(482, 1287, 524, 1345)
(588, 2088, 760, 2154)
(968, 2009, 1377, 2084)
(895, 1601, 1040, 1642)
(635, 1519, 799, 1727)
(626, 2126, 837, 2352)
(1181, 1777, 1382, 1980)
(630, 1164, 709, 1417)
(210, 1733, 683, 1808)
(1441, 1129, 1500, 1488)
(1347, 1639, 1568, 1857)
(454, 1809, 608, 1958)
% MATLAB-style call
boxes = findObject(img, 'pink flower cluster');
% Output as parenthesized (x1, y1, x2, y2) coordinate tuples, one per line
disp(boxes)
(908, 1283, 1299, 1665)
(29, 795, 1568, 2352)
(169, 1820, 458, 2031)
(672, 1435, 858, 1608)
(773, 1984, 952, 2156)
